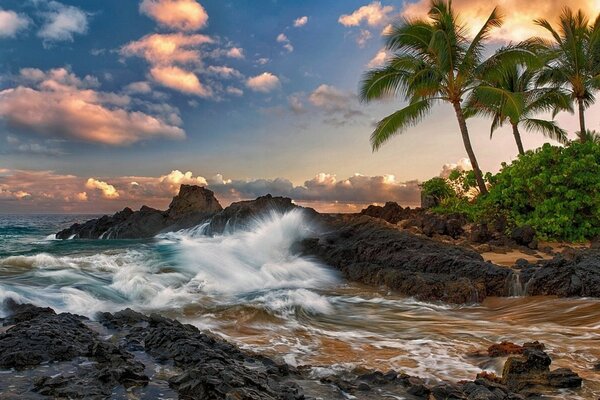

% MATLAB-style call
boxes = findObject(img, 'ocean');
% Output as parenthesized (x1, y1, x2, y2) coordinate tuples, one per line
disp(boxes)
(0, 212, 598, 399)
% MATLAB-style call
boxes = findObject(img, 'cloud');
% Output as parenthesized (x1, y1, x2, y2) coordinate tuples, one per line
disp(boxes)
(276, 35, 293, 52)
(4, 135, 65, 156)
(356, 29, 373, 47)
(226, 86, 244, 96)
(367, 49, 389, 68)
(0, 168, 425, 213)
(0, 67, 185, 145)
(276, 33, 294, 52)
(339, 2, 394, 27)
(139, 0, 208, 31)
(149, 65, 211, 97)
(288, 93, 306, 114)
(226, 47, 244, 59)
(0, 9, 30, 38)
(85, 178, 119, 199)
(121, 33, 213, 66)
(439, 158, 472, 178)
(293, 16, 308, 28)
(124, 81, 153, 94)
(400, 0, 598, 42)
(38, 1, 89, 43)
(246, 72, 281, 93)
(206, 65, 243, 79)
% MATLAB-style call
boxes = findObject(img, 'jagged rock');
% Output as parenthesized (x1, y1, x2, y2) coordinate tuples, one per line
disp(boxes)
(360, 202, 410, 224)
(501, 348, 581, 391)
(520, 249, 600, 297)
(301, 215, 511, 303)
(56, 185, 222, 239)
(206, 194, 310, 234)
(511, 226, 536, 247)
(0, 302, 148, 398)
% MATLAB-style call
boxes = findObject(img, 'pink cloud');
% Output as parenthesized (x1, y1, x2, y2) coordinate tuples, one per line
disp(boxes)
(0, 68, 185, 146)
(139, 0, 208, 31)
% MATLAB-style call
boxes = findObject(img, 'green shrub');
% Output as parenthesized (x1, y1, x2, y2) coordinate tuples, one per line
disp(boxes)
(421, 177, 456, 203)
(483, 142, 600, 241)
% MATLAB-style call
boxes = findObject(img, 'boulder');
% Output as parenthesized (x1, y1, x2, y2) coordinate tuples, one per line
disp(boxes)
(501, 348, 582, 392)
(511, 225, 536, 247)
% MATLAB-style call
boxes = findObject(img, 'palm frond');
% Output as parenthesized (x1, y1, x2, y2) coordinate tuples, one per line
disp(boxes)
(371, 100, 432, 150)
(522, 118, 569, 144)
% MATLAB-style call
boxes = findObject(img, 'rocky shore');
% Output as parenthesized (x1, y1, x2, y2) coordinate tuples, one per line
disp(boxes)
(54, 185, 600, 304)
(0, 301, 584, 399)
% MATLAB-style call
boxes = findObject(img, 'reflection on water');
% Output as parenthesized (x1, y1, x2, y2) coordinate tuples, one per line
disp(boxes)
(0, 213, 598, 399)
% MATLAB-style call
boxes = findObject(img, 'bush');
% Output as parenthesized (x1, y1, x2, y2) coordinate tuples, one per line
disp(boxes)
(483, 142, 600, 241)
(421, 177, 456, 203)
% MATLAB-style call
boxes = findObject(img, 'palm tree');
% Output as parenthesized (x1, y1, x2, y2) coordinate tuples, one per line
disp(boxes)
(466, 59, 572, 155)
(534, 7, 600, 142)
(360, 0, 526, 195)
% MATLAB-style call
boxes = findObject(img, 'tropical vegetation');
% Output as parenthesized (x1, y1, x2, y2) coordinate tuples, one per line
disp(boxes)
(361, 0, 600, 241)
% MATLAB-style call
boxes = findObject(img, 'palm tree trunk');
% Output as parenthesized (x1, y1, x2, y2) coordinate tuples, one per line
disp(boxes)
(452, 102, 488, 195)
(578, 98, 587, 142)
(512, 123, 525, 155)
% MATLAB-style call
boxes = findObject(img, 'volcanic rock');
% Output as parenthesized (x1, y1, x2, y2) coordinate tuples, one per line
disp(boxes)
(56, 185, 222, 239)
(520, 249, 600, 297)
(301, 215, 511, 303)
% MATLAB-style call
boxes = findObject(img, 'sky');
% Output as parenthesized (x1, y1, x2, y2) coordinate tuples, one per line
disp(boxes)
(0, 0, 599, 213)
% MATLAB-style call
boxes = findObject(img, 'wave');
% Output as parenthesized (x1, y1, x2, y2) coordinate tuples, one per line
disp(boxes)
(0, 209, 339, 318)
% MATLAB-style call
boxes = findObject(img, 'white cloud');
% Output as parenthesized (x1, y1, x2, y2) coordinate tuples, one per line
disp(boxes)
(139, 0, 208, 31)
(121, 33, 213, 66)
(276, 33, 294, 53)
(338, 2, 394, 27)
(226, 86, 244, 96)
(149, 65, 212, 97)
(367, 49, 389, 68)
(226, 47, 244, 59)
(0, 67, 185, 146)
(206, 65, 243, 79)
(0, 9, 30, 38)
(85, 178, 120, 199)
(356, 29, 372, 47)
(440, 158, 472, 178)
(293, 16, 308, 28)
(246, 72, 281, 93)
(124, 81, 153, 94)
(38, 1, 89, 43)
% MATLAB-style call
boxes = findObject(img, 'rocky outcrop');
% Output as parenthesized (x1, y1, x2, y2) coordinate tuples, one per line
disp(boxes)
(56, 185, 222, 239)
(206, 194, 310, 234)
(501, 348, 582, 392)
(519, 249, 600, 297)
(301, 215, 512, 303)
(0, 303, 584, 400)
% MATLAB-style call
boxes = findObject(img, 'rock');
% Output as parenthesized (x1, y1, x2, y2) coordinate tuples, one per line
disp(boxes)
(471, 224, 492, 244)
(56, 185, 222, 239)
(511, 226, 536, 247)
(501, 348, 581, 392)
(421, 193, 438, 209)
(520, 249, 600, 297)
(206, 194, 309, 234)
(488, 342, 524, 357)
(360, 202, 409, 224)
(0, 304, 148, 398)
(167, 184, 223, 218)
(301, 215, 511, 303)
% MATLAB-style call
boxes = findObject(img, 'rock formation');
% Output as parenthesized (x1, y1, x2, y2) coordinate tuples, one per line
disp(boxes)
(56, 185, 222, 239)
